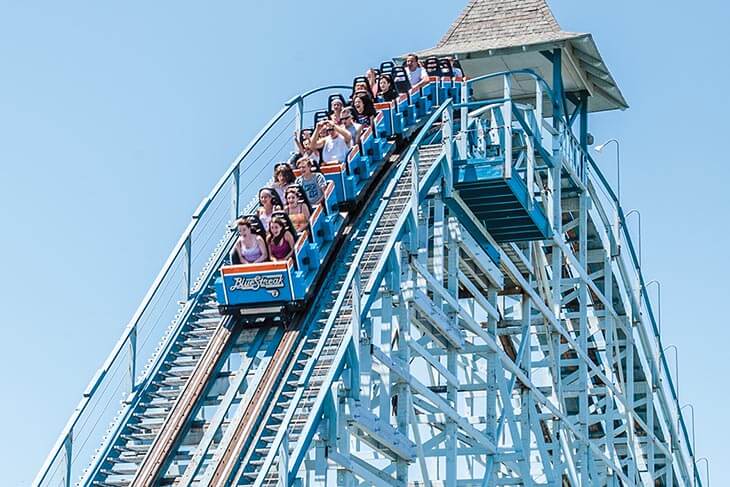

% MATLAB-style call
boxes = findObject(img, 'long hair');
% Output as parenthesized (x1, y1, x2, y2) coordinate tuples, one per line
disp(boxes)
(259, 187, 284, 210)
(232, 215, 266, 263)
(377, 74, 398, 102)
(285, 184, 312, 214)
(352, 92, 376, 118)
(268, 215, 288, 245)
(268, 212, 298, 246)
(234, 217, 252, 233)
(274, 163, 296, 186)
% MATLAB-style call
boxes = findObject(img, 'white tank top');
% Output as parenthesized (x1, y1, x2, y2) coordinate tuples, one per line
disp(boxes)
(322, 135, 349, 162)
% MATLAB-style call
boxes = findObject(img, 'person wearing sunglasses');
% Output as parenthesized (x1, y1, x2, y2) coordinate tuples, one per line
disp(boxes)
(310, 119, 352, 163)
(339, 107, 362, 146)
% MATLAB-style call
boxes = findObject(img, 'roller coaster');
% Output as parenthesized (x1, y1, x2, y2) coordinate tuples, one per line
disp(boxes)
(34, 1, 703, 485)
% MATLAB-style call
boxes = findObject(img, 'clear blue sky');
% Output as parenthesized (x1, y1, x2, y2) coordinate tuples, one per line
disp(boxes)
(1, 1, 727, 484)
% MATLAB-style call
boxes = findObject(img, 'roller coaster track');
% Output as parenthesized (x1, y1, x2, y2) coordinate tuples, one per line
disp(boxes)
(75, 97, 445, 486)
(146, 116, 446, 486)
(88, 269, 233, 486)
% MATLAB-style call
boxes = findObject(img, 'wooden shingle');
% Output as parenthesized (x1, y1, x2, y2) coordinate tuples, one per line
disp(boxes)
(426, 0, 584, 55)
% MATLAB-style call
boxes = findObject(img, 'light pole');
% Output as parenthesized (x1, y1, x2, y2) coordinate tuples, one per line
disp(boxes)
(680, 403, 697, 487)
(595, 138, 621, 204)
(696, 457, 710, 486)
(663, 344, 679, 403)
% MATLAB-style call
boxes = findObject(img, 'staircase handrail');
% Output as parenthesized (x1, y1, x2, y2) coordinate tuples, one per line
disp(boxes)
(465, 69, 559, 115)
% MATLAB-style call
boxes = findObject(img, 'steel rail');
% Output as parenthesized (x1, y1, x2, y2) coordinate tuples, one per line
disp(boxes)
(208, 328, 300, 485)
(465, 69, 559, 114)
(279, 105, 454, 484)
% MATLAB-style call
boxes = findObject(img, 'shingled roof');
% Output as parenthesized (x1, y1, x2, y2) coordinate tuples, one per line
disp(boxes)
(416, 0, 628, 112)
(433, 0, 582, 54)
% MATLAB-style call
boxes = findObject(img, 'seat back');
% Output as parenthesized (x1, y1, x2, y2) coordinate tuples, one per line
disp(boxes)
(327, 94, 347, 112)
(438, 58, 454, 77)
(424, 56, 440, 77)
(379, 61, 395, 75)
(391, 66, 411, 94)
(351, 76, 371, 97)
(313, 110, 329, 126)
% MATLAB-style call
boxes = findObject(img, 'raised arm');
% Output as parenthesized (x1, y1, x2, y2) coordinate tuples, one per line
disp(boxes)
(310, 121, 327, 149)
(293, 131, 304, 153)
(332, 122, 352, 145)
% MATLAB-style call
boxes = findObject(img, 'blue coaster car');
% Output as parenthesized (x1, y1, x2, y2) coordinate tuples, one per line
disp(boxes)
(214, 76, 446, 321)
(216, 183, 341, 319)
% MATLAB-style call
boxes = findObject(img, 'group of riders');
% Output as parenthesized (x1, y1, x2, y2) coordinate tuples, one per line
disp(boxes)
(230, 54, 462, 266)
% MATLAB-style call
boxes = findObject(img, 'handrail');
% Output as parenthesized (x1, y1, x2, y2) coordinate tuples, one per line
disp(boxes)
(464, 68, 582, 189)
(585, 150, 699, 484)
(285, 84, 352, 106)
(34, 82, 352, 487)
(367, 105, 454, 316)
(466, 69, 559, 114)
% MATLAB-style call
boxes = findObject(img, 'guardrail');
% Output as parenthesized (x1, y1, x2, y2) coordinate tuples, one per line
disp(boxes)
(34, 84, 352, 487)
(464, 69, 585, 189)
